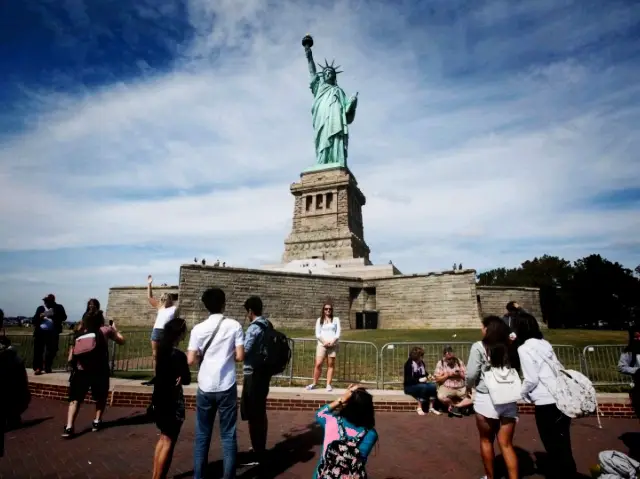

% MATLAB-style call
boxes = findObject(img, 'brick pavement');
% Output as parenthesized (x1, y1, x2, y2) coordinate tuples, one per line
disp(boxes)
(1, 398, 638, 478)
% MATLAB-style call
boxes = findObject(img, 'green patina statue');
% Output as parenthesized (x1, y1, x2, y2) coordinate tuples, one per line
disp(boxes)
(302, 34, 358, 169)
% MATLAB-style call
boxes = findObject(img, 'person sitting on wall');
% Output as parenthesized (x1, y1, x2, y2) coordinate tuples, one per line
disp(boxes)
(434, 346, 473, 417)
(403, 347, 440, 416)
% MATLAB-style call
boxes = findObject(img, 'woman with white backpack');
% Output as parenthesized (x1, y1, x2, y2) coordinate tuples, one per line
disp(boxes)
(512, 312, 578, 479)
(466, 316, 520, 479)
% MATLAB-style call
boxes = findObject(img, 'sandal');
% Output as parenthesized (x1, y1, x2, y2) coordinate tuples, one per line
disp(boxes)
(416, 407, 426, 416)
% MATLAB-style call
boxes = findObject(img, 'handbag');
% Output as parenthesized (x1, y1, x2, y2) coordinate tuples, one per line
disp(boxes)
(482, 350, 522, 405)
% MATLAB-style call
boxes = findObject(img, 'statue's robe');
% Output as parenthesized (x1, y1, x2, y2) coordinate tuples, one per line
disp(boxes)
(310, 73, 355, 166)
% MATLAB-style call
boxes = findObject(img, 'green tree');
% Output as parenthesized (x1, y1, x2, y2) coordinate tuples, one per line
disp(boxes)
(477, 254, 640, 329)
(568, 255, 640, 329)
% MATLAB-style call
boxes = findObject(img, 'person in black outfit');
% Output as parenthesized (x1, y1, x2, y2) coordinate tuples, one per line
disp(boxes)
(1, 319, 30, 458)
(32, 294, 67, 374)
(512, 312, 577, 479)
(63, 299, 124, 438)
(503, 301, 530, 330)
(152, 317, 191, 479)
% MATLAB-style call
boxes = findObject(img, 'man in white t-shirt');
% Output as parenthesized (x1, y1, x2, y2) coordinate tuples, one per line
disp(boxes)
(187, 288, 244, 479)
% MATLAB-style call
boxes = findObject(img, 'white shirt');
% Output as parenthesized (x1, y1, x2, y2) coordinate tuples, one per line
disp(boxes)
(153, 306, 176, 330)
(188, 314, 244, 393)
(39, 307, 54, 330)
(518, 338, 557, 406)
(315, 317, 341, 344)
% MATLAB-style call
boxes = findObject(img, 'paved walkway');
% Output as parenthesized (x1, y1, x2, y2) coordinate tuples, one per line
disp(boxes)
(2, 398, 638, 478)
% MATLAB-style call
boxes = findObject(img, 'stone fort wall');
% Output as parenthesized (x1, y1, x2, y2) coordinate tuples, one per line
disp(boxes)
(105, 285, 179, 330)
(106, 266, 540, 330)
(178, 265, 360, 329)
(369, 271, 478, 329)
(476, 285, 544, 325)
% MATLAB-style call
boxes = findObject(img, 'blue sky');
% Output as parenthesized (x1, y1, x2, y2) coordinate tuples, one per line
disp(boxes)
(1, 0, 639, 319)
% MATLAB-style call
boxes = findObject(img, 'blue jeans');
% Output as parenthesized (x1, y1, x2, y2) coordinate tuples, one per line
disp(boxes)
(405, 382, 437, 403)
(194, 384, 238, 479)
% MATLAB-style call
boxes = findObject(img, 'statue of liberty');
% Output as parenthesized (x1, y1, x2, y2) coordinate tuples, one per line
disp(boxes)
(302, 35, 358, 168)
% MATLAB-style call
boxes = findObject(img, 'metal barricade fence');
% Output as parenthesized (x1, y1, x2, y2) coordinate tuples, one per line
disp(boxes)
(6, 329, 630, 392)
(583, 344, 630, 387)
(380, 342, 587, 390)
(551, 345, 584, 374)
(107, 333, 377, 387)
(107, 330, 297, 386)
(285, 338, 379, 387)
(5, 332, 73, 372)
(380, 342, 474, 390)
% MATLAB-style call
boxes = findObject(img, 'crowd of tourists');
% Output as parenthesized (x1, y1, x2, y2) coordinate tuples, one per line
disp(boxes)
(399, 304, 640, 479)
(1, 288, 640, 478)
(139, 281, 376, 479)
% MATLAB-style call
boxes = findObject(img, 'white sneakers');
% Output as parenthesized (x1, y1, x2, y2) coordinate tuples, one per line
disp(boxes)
(305, 384, 333, 392)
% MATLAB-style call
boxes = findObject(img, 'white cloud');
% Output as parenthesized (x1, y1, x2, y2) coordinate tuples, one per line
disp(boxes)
(0, 0, 639, 316)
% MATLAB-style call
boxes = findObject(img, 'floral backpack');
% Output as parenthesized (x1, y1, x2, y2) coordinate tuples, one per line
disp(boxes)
(316, 418, 368, 479)
(536, 349, 597, 418)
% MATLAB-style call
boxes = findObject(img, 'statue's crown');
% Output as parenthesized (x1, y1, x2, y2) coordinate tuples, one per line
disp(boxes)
(317, 58, 343, 75)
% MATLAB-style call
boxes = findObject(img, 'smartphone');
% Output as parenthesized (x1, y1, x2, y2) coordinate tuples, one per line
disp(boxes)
(109, 320, 114, 326)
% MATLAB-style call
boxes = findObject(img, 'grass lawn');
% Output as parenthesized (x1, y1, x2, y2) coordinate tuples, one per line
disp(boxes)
(5, 325, 627, 347)
(278, 328, 628, 349)
(111, 326, 628, 348)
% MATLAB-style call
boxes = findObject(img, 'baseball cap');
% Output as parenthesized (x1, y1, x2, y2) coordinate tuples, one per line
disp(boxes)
(42, 294, 56, 302)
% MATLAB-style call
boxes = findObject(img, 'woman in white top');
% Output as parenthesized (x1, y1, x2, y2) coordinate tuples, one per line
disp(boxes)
(306, 300, 341, 392)
(145, 275, 176, 386)
(512, 312, 577, 479)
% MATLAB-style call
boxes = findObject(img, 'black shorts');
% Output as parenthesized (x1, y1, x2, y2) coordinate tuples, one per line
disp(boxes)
(240, 373, 270, 421)
(68, 370, 109, 403)
(155, 416, 183, 440)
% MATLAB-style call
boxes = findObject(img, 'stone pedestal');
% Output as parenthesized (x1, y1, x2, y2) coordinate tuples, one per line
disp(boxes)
(282, 166, 371, 263)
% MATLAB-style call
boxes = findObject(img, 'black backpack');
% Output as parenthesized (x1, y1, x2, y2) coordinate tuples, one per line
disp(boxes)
(316, 418, 369, 479)
(254, 320, 291, 376)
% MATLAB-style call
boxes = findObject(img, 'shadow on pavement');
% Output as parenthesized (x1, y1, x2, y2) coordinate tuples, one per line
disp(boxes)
(174, 422, 323, 479)
(67, 411, 153, 439)
(620, 431, 640, 461)
(5, 416, 53, 432)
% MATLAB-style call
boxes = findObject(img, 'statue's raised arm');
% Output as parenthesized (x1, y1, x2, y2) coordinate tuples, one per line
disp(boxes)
(301, 34, 356, 169)
(302, 34, 317, 77)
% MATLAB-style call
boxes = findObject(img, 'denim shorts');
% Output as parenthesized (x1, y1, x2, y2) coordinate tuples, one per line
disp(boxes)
(150, 328, 164, 342)
(473, 391, 518, 420)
